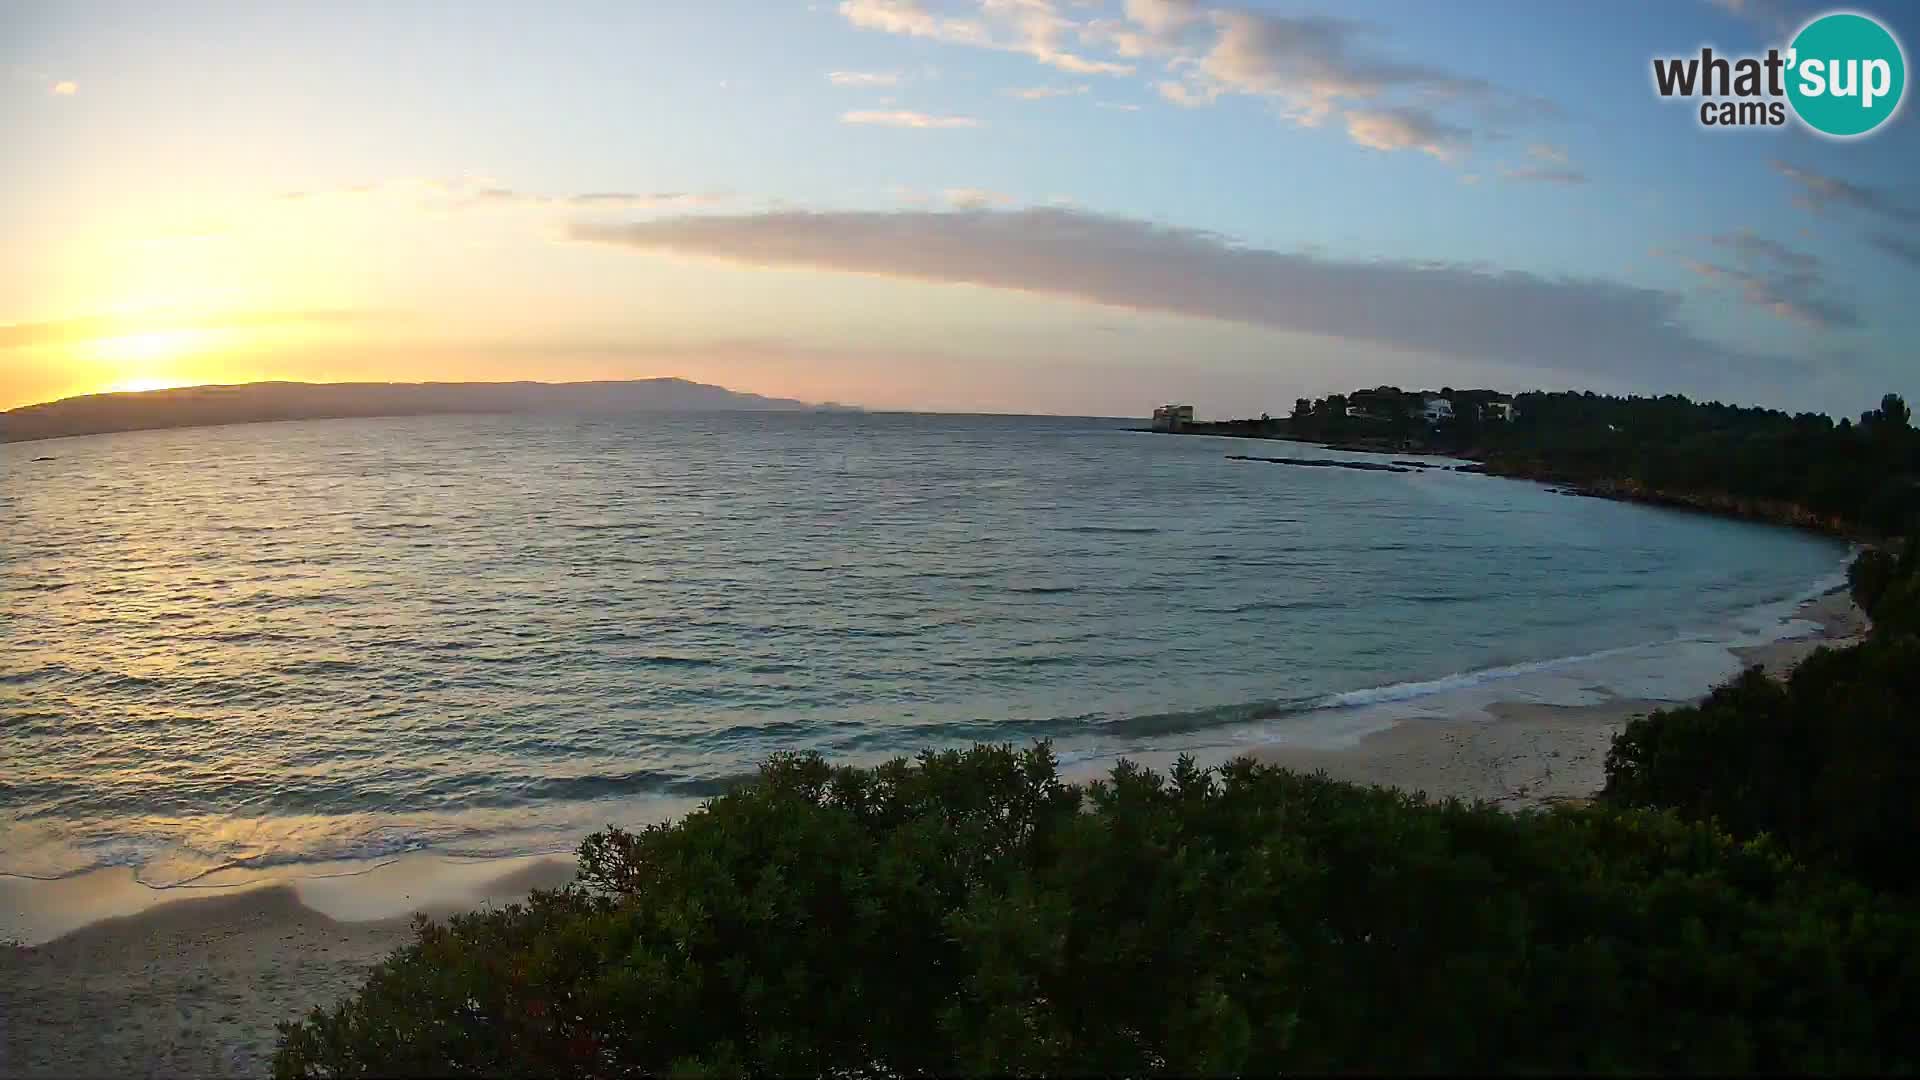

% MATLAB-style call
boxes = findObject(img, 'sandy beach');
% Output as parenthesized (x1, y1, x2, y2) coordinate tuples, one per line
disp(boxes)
(1248, 587, 1868, 809)
(0, 589, 1869, 1078)
(1, 855, 576, 1079)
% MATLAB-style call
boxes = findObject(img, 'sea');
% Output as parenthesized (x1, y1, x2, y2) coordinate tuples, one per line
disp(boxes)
(0, 411, 1849, 889)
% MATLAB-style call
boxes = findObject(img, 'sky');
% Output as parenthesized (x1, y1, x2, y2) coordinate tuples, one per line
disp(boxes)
(2, 0, 1916, 418)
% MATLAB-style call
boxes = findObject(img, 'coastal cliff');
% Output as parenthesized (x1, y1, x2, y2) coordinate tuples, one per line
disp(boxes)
(1478, 462, 1864, 537)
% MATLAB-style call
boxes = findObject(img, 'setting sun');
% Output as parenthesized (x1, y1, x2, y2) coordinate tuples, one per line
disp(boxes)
(105, 376, 191, 394)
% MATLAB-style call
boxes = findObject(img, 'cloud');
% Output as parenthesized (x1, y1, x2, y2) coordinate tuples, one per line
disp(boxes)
(1006, 83, 1089, 99)
(828, 70, 902, 87)
(49, 80, 76, 96)
(1500, 143, 1586, 183)
(1178, 9, 1495, 125)
(569, 206, 1793, 381)
(1771, 161, 1920, 227)
(270, 179, 730, 214)
(1708, 229, 1817, 272)
(944, 187, 1014, 208)
(839, 1, 1556, 161)
(1867, 231, 1920, 268)
(1156, 80, 1217, 107)
(563, 192, 725, 209)
(839, 0, 1133, 75)
(1130, 4, 1554, 157)
(1497, 167, 1589, 183)
(1343, 107, 1470, 161)
(1772, 161, 1920, 269)
(1095, 100, 1143, 111)
(1704, 0, 1806, 35)
(1084, 0, 1204, 58)
(1674, 229, 1858, 329)
(842, 108, 981, 128)
(446, 186, 728, 210)
(1500, 166, 1588, 185)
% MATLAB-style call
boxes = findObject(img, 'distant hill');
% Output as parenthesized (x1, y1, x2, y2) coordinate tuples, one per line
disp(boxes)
(0, 379, 849, 444)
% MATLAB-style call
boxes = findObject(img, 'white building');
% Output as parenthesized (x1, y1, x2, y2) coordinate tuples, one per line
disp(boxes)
(1482, 401, 1516, 422)
(1151, 404, 1195, 432)
(1420, 396, 1454, 423)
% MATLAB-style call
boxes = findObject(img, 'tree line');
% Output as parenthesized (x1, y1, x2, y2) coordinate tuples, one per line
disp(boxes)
(1283, 387, 1918, 536)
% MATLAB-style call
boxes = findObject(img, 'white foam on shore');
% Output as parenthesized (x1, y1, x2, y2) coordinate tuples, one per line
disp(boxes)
(0, 802, 696, 946)
(1061, 555, 1857, 778)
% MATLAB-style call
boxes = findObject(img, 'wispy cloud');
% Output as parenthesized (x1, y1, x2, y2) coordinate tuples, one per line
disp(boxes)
(1005, 84, 1088, 99)
(570, 206, 1792, 382)
(839, 0, 1133, 75)
(827, 70, 902, 87)
(1671, 228, 1858, 329)
(1704, 0, 1807, 35)
(1772, 160, 1920, 269)
(1772, 161, 1920, 227)
(276, 179, 729, 211)
(841, 108, 981, 128)
(1499, 146, 1588, 184)
(841, 1, 1558, 162)
(944, 187, 1013, 208)
(1867, 231, 1920, 268)
(49, 80, 77, 96)
(1343, 107, 1470, 161)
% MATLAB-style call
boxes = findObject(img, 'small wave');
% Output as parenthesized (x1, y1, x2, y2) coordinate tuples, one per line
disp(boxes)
(1053, 525, 1162, 535)
(477, 770, 749, 805)
(1312, 644, 1647, 710)
(1098, 699, 1298, 738)
(1195, 598, 1327, 615)
(275, 658, 365, 675)
(620, 654, 720, 668)
(1006, 654, 1079, 667)
(1011, 585, 1078, 595)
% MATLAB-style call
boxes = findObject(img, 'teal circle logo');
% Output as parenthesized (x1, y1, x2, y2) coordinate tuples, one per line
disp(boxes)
(1787, 12, 1906, 137)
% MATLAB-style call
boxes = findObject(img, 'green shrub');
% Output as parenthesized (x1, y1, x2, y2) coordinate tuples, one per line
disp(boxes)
(1851, 536, 1920, 636)
(277, 744, 1920, 1077)
(1606, 538, 1920, 892)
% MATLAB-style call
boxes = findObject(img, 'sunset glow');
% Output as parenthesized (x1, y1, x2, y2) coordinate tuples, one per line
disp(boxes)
(2, 2, 1914, 417)
(104, 376, 191, 395)
(88, 329, 218, 365)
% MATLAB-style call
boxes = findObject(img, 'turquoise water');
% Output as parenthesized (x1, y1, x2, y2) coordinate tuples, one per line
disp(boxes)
(0, 411, 1846, 885)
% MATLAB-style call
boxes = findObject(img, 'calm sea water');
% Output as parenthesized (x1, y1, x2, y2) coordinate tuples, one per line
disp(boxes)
(0, 411, 1846, 885)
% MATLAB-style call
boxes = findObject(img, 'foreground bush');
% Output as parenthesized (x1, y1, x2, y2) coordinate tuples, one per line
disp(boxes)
(1603, 636, 1920, 892)
(1849, 535, 1920, 636)
(1605, 538, 1920, 891)
(276, 744, 1920, 1076)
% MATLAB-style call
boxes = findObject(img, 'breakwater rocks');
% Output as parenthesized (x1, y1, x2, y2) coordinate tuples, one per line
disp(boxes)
(1226, 454, 1473, 474)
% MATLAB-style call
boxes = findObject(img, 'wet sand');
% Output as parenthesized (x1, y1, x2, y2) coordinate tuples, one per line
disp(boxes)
(1248, 588, 1867, 808)
(0, 855, 575, 1079)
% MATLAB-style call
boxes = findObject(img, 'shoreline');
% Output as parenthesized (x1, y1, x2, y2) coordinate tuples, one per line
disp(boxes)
(1135, 426, 1867, 541)
(0, 588, 1869, 1077)
(1244, 587, 1865, 809)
